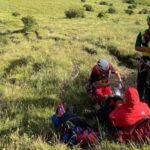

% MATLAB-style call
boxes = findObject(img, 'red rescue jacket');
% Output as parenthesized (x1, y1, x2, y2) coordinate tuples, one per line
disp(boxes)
(89, 64, 115, 84)
(109, 88, 150, 127)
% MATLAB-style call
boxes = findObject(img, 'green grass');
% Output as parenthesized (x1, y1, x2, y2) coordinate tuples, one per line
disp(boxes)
(0, 0, 150, 149)
(136, 0, 150, 6)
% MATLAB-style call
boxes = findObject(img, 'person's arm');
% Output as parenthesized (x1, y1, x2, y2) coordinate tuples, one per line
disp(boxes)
(110, 64, 122, 84)
(135, 32, 150, 54)
(89, 71, 99, 85)
(86, 71, 99, 92)
(135, 46, 150, 54)
(114, 71, 122, 82)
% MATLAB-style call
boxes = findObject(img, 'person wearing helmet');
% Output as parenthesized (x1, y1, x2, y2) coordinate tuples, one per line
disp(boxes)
(135, 15, 150, 105)
(86, 59, 122, 104)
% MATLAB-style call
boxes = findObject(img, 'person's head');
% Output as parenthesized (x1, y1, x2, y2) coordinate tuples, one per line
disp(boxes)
(97, 59, 109, 72)
(147, 14, 150, 27)
(125, 88, 140, 107)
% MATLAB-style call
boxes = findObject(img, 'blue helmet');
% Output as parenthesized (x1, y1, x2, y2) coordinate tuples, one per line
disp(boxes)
(51, 115, 61, 126)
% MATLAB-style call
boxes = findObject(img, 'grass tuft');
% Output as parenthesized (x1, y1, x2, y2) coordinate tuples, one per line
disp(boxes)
(12, 12, 21, 17)
(65, 8, 85, 18)
(107, 7, 116, 14)
(21, 16, 39, 33)
(83, 4, 94, 12)
(125, 9, 134, 15)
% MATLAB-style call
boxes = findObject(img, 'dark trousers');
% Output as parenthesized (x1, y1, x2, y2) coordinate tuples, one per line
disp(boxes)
(137, 69, 147, 99)
(137, 57, 150, 106)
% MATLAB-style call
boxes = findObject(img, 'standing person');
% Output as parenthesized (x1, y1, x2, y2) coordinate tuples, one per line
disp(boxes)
(86, 58, 122, 104)
(135, 15, 150, 104)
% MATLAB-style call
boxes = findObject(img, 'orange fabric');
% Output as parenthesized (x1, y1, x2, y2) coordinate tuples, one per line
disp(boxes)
(109, 88, 150, 127)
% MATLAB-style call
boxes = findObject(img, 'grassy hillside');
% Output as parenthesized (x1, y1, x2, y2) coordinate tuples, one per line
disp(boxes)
(0, 0, 150, 149)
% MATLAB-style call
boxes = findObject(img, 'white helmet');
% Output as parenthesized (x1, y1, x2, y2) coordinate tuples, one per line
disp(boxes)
(97, 59, 109, 71)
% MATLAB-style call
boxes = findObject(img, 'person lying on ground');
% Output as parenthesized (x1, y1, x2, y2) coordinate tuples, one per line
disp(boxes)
(51, 103, 100, 146)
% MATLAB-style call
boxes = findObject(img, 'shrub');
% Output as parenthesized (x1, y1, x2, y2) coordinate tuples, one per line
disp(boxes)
(21, 16, 39, 32)
(128, 5, 132, 9)
(125, 9, 134, 15)
(109, 3, 113, 6)
(107, 7, 116, 14)
(132, 4, 136, 8)
(135, 20, 140, 25)
(97, 11, 106, 18)
(139, 9, 149, 14)
(128, 4, 136, 9)
(65, 8, 85, 18)
(81, 0, 86, 2)
(12, 12, 20, 17)
(123, 0, 135, 4)
(83, 4, 94, 11)
(99, 1, 108, 5)
(32, 62, 43, 72)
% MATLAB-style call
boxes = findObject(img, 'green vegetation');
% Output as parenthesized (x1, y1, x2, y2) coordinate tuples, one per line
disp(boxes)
(81, 0, 86, 3)
(125, 9, 134, 15)
(139, 9, 150, 14)
(107, 7, 117, 14)
(12, 12, 21, 17)
(65, 8, 85, 18)
(123, 0, 135, 4)
(83, 4, 94, 12)
(84, 47, 97, 55)
(128, 4, 136, 9)
(99, 1, 109, 5)
(0, 0, 150, 149)
(97, 11, 106, 18)
(21, 16, 39, 33)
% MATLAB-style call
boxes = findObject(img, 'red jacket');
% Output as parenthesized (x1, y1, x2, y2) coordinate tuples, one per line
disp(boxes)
(109, 88, 150, 127)
(89, 64, 115, 84)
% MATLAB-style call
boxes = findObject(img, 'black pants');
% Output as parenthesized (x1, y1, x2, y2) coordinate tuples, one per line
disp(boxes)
(137, 56, 150, 105)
